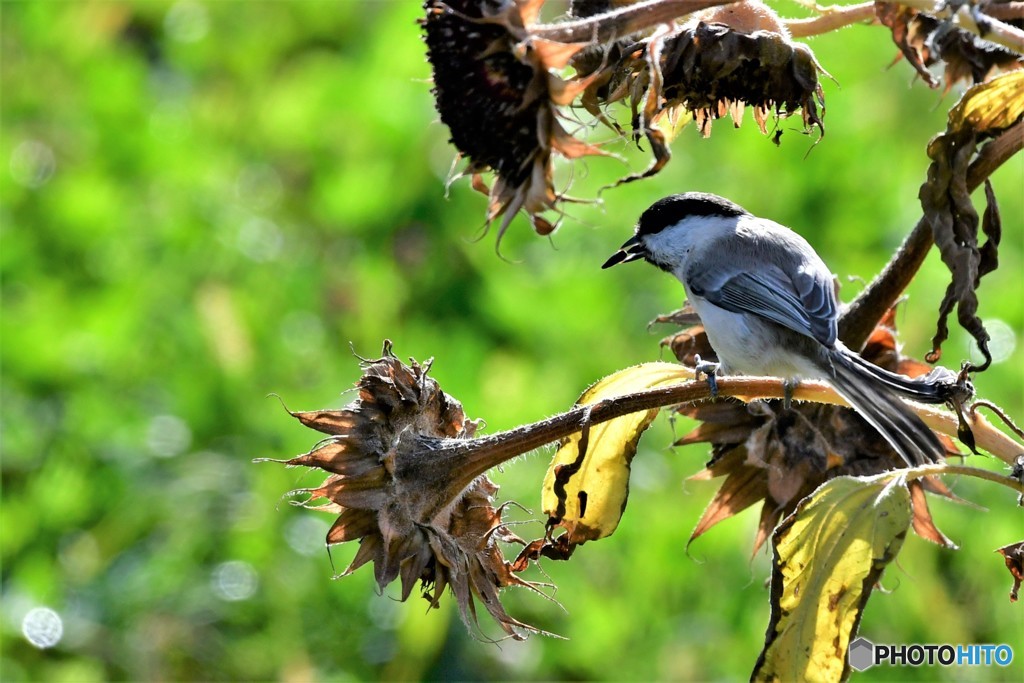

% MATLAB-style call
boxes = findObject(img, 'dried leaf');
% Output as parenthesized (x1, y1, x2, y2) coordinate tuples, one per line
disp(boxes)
(542, 362, 691, 544)
(875, 1, 940, 86)
(920, 72, 1022, 369)
(753, 475, 912, 682)
(948, 70, 1024, 133)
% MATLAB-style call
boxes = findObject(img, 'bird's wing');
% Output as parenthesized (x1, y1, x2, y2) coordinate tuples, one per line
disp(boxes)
(687, 256, 837, 347)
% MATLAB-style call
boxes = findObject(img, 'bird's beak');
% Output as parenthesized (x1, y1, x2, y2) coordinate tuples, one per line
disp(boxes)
(602, 235, 647, 269)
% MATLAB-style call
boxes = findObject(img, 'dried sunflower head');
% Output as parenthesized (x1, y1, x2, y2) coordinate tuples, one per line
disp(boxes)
(656, 21, 827, 138)
(875, 1, 1023, 93)
(422, 0, 602, 243)
(661, 308, 961, 554)
(263, 341, 549, 638)
(579, 0, 830, 182)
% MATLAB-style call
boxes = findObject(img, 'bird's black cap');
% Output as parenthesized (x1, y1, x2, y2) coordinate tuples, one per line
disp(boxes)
(635, 192, 749, 237)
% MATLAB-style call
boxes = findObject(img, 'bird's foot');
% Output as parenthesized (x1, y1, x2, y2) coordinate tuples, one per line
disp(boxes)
(693, 354, 720, 398)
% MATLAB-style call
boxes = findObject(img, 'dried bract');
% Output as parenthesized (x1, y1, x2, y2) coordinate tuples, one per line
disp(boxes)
(662, 311, 959, 554)
(422, 0, 602, 244)
(265, 341, 548, 638)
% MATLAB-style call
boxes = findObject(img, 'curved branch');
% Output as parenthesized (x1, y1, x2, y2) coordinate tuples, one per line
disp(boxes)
(838, 119, 1024, 349)
(431, 375, 1023, 490)
(905, 462, 1024, 494)
(986, 2, 1024, 22)
(785, 2, 876, 37)
(953, 4, 1024, 53)
(529, 0, 730, 43)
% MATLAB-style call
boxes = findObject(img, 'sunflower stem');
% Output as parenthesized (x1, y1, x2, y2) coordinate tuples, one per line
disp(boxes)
(429, 375, 1024, 507)
(530, 0, 731, 43)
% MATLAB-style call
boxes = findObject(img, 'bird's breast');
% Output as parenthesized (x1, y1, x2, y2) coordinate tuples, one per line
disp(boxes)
(687, 295, 823, 380)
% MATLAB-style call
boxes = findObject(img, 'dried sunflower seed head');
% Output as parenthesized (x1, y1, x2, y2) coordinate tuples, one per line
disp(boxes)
(656, 21, 827, 139)
(422, 0, 602, 245)
(263, 341, 551, 638)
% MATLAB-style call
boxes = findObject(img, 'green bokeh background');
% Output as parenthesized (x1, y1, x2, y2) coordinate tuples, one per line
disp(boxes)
(2, 1, 1022, 681)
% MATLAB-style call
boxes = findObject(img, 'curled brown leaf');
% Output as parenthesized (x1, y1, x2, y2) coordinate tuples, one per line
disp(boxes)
(918, 72, 1024, 370)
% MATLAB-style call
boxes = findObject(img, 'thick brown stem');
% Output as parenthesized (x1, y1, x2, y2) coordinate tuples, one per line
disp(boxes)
(530, 0, 730, 43)
(986, 2, 1024, 22)
(838, 119, 1024, 349)
(786, 2, 876, 37)
(898, 0, 1024, 52)
(431, 375, 1022, 495)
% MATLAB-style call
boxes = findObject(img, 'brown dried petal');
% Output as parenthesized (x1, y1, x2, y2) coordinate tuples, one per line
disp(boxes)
(327, 508, 378, 545)
(290, 408, 362, 436)
(689, 464, 769, 545)
(909, 479, 958, 548)
(996, 541, 1024, 602)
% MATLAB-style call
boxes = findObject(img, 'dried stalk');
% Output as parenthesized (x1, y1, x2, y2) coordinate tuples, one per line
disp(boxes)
(427, 375, 1022, 491)
(530, 0, 731, 43)
(530, 0, 1024, 49)
(986, 2, 1024, 22)
(786, 2, 876, 37)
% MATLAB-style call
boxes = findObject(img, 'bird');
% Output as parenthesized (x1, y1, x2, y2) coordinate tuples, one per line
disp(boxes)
(602, 191, 951, 467)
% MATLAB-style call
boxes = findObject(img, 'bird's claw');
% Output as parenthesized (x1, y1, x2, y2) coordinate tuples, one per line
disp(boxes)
(783, 378, 798, 410)
(693, 354, 720, 398)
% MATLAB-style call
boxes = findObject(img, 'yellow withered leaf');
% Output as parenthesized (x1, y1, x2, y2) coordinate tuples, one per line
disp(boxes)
(753, 475, 912, 683)
(542, 362, 692, 544)
(948, 70, 1024, 134)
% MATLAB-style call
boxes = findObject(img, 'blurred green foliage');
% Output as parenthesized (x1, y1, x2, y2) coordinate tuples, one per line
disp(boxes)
(2, 1, 1022, 681)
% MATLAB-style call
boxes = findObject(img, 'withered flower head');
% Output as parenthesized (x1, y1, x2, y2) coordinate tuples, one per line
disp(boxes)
(875, 2, 1023, 93)
(263, 341, 548, 638)
(651, 6, 827, 139)
(664, 309, 961, 554)
(422, 0, 602, 242)
(579, 1, 830, 182)
(656, 21, 828, 138)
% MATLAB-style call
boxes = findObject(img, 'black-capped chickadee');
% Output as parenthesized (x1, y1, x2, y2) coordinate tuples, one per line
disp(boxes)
(603, 192, 949, 467)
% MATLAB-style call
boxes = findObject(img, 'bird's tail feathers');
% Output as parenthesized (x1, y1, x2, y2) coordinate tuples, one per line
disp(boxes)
(828, 350, 946, 467)
(837, 345, 962, 405)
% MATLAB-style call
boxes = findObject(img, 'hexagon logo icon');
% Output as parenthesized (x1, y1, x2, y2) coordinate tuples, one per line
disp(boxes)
(849, 637, 875, 672)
